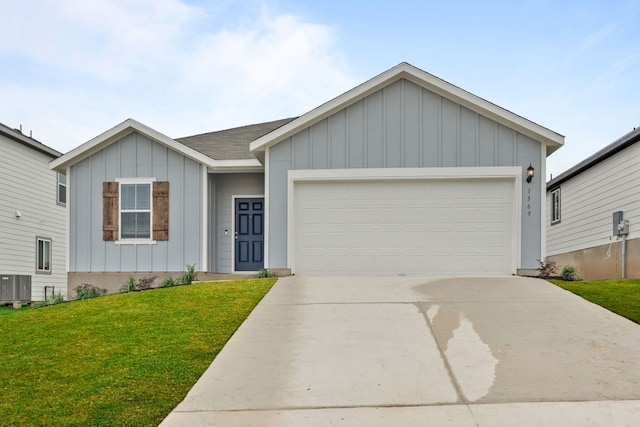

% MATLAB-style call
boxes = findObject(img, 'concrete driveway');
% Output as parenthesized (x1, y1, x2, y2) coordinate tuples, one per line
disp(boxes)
(160, 276, 640, 426)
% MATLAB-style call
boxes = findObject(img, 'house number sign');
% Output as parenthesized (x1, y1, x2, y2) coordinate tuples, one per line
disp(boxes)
(527, 187, 532, 216)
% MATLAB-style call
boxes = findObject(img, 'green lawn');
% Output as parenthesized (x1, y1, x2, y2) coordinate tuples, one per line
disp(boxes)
(0, 279, 276, 426)
(550, 278, 640, 324)
(0, 305, 23, 315)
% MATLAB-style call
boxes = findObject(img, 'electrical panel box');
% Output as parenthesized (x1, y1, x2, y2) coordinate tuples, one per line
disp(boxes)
(619, 220, 630, 235)
(613, 211, 630, 236)
(613, 211, 623, 235)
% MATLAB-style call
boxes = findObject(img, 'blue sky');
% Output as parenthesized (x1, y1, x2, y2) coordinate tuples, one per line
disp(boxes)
(1, 0, 639, 179)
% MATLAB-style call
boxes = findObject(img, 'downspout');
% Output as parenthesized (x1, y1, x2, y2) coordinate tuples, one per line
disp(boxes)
(622, 233, 627, 278)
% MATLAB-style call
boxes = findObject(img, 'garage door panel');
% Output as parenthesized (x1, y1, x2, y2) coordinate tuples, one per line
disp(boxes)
(293, 179, 515, 276)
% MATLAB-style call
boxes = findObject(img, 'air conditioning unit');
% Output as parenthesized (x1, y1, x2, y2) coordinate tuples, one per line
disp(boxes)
(0, 275, 32, 302)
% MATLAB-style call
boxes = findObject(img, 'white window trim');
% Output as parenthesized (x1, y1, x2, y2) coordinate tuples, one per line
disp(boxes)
(57, 172, 66, 206)
(551, 187, 561, 225)
(36, 236, 52, 275)
(116, 178, 157, 245)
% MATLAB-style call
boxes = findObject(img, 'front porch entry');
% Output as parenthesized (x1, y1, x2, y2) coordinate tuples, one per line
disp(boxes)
(234, 197, 264, 271)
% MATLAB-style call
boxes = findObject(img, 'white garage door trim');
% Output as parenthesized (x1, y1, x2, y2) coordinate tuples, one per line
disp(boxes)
(287, 167, 522, 275)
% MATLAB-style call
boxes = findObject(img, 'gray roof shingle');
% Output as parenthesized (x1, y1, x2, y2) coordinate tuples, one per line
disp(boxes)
(175, 117, 296, 160)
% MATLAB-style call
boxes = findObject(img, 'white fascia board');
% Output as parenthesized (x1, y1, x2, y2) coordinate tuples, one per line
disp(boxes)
(250, 62, 564, 155)
(208, 159, 264, 172)
(50, 118, 241, 172)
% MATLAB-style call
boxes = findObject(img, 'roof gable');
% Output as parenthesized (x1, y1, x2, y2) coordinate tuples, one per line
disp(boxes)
(250, 62, 564, 155)
(50, 118, 263, 173)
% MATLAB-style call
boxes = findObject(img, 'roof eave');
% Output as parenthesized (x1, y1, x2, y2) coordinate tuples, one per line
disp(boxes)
(547, 126, 640, 190)
(250, 62, 564, 155)
(208, 159, 264, 172)
(0, 124, 61, 158)
(50, 118, 221, 173)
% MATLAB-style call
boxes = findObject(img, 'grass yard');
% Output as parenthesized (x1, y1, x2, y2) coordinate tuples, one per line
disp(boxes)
(0, 278, 276, 426)
(550, 278, 640, 324)
(0, 305, 23, 315)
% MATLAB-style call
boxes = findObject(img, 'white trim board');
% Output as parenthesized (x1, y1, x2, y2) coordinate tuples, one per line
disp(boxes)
(251, 62, 564, 155)
(50, 118, 264, 174)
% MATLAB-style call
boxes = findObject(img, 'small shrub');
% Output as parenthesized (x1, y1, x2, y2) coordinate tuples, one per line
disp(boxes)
(45, 292, 66, 306)
(538, 258, 557, 278)
(178, 264, 198, 285)
(159, 276, 177, 288)
(75, 283, 108, 300)
(561, 265, 579, 281)
(137, 276, 157, 290)
(256, 268, 277, 278)
(119, 277, 138, 293)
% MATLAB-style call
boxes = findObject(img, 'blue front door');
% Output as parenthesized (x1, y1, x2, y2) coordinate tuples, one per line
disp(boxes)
(234, 198, 264, 271)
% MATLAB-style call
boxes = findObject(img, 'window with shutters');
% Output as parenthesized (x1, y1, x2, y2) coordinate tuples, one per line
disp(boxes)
(103, 179, 169, 243)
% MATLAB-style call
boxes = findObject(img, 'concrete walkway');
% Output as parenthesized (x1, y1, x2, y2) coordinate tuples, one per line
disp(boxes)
(160, 276, 640, 426)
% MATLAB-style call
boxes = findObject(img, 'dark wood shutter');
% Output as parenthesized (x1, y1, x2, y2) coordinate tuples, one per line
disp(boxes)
(153, 181, 169, 241)
(103, 182, 119, 241)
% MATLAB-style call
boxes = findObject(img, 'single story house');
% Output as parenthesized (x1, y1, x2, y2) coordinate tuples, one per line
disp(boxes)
(546, 126, 640, 279)
(51, 62, 564, 293)
(1, 122, 67, 301)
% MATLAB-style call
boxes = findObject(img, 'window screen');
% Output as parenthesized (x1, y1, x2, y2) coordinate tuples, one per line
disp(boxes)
(120, 183, 151, 239)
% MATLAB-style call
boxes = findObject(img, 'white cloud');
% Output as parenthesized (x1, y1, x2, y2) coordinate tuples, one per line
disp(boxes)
(0, 1, 357, 152)
(175, 10, 358, 132)
(0, 0, 200, 81)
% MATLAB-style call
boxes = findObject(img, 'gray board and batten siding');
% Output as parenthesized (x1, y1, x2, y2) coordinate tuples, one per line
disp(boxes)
(69, 131, 203, 272)
(268, 78, 543, 270)
(208, 173, 264, 273)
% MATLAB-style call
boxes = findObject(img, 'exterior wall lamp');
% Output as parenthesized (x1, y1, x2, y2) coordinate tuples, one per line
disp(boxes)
(526, 163, 535, 183)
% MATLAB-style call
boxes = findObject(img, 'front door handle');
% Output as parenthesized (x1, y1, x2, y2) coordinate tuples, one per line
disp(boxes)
(235, 231, 238, 240)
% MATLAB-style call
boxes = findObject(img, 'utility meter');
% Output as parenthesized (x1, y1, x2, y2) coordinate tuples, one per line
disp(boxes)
(613, 211, 630, 236)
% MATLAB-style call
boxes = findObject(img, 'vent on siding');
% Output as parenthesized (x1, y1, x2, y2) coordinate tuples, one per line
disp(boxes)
(0, 275, 32, 302)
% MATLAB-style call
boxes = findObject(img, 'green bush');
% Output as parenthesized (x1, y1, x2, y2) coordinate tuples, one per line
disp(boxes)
(178, 264, 198, 285)
(46, 292, 66, 306)
(561, 265, 579, 281)
(159, 276, 177, 288)
(119, 277, 138, 293)
(256, 268, 277, 278)
(74, 283, 108, 300)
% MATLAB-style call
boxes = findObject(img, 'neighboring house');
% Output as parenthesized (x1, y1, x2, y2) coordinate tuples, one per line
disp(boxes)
(51, 62, 564, 294)
(546, 127, 640, 280)
(0, 122, 67, 301)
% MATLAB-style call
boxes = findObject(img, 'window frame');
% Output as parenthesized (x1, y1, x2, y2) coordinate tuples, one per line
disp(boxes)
(36, 236, 52, 275)
(57, 172, 66, 206)
(551, 187, 561, 225)
(117, 178, 156, 244)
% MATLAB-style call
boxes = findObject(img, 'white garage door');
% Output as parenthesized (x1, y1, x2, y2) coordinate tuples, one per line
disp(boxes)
(292, 179, 515, 276)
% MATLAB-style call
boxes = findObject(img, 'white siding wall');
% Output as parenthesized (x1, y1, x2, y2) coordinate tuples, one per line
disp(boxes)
(0, 134, 67, 301)
(547, 142, 640, 255)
